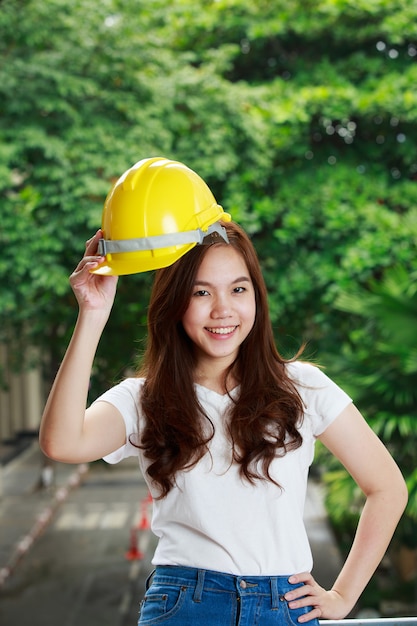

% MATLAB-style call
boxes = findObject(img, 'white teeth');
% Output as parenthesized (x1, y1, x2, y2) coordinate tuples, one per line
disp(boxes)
(206, 326, 236, 335)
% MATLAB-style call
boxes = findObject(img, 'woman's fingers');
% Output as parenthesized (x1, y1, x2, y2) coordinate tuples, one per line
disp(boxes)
(284, 572, 349, 621)
(84, 229, 103, 255)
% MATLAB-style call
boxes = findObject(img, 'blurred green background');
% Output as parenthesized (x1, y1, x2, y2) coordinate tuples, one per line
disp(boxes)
(1, 0, 416, 612)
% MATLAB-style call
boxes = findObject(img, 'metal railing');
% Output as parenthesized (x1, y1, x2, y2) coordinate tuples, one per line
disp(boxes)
(320, 617, 417, 626)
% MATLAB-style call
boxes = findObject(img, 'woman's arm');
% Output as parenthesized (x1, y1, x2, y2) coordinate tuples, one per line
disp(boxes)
(39, 231, 126, 463)
(285, 403, 408, 621)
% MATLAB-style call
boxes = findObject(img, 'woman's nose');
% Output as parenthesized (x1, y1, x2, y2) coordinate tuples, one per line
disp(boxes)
(211, 296, 231, 318)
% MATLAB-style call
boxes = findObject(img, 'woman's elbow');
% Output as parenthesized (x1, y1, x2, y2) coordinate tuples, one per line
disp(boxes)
(397, 475, 409, 513)
(386, 467, 409, 517)
(39, 434, 75, 464)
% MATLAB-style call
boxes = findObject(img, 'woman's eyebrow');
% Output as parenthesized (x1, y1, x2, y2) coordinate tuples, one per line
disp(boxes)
(193, 276, 251, 287)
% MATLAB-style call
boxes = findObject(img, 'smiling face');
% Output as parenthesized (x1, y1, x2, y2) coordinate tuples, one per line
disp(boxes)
(181, 244, 256, 376)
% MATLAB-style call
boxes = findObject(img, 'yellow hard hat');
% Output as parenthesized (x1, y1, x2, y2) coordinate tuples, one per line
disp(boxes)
(91, 157, 231, 275)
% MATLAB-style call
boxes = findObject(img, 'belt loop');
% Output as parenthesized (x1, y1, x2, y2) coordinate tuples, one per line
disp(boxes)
(270, 577, 279, 609)
(193, 569, 205, 603)
(145, 569, 156, 591)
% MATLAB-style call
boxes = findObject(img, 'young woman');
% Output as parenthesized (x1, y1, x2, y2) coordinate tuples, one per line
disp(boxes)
(40, 221, 407, 626)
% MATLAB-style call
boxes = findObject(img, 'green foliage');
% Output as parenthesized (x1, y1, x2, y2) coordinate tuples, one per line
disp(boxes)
(1, 0, 417, 408)
(1, 4, 417, 607)
(319, 265, 417, 547)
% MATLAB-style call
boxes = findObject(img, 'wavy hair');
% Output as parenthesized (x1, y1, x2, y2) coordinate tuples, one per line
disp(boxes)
(137, 221, 304, 497)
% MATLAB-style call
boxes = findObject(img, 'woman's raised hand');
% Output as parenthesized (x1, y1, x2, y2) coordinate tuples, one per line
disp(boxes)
(70, 230, 118, 314)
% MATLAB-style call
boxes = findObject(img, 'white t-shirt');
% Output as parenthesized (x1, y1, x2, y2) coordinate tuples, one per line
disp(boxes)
(96, 361, 351, 576)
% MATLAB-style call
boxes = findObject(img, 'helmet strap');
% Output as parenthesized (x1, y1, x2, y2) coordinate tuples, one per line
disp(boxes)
(97, 221, 229, 256)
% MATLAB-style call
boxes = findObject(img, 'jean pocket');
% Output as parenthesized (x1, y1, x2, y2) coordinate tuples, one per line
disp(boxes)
(138, 583, 188, 624)
(282, 601, 315, 626)
(280, 583, 318, 626)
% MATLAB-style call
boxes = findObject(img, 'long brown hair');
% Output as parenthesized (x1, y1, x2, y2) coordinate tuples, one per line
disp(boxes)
(137, 221, 304, 497)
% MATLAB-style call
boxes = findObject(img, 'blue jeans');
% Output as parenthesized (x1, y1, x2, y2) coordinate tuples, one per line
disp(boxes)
(138, 565, 320, 626)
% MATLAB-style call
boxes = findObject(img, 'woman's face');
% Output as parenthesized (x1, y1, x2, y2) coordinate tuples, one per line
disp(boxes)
(182, 244, 256, 372)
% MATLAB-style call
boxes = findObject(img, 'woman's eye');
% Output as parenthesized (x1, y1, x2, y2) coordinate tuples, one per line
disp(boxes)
(194, 289, 209, 297)
(233, 286, 246, 293)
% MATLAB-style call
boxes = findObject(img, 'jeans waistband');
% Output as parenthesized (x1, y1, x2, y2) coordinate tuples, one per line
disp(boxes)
(148, 565, 301, 608)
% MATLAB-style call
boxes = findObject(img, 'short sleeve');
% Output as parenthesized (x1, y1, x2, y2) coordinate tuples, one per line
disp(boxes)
(286, 361, 352, 436)
(92, 377, 145, 464)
